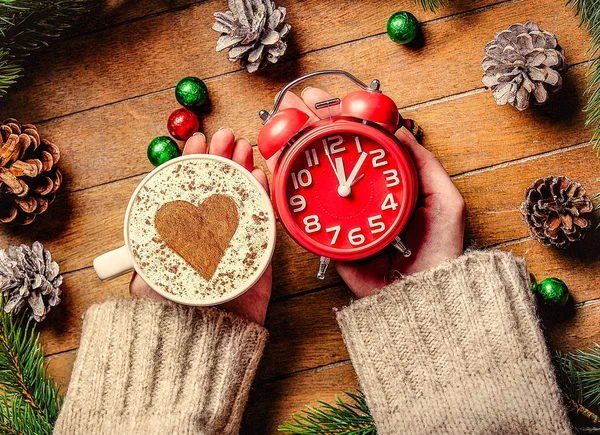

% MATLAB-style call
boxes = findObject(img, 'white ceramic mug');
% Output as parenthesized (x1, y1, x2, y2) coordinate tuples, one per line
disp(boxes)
(93, 154, 276, 306)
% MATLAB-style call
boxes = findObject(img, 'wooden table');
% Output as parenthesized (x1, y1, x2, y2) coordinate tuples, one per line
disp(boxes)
(1, 0, 599, 432)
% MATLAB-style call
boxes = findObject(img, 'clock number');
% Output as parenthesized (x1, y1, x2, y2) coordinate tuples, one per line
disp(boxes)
(323, 135, 346, 155)
(348, 227, 366, 246)
(326, 225, 341, 245)
(289, 195, 306, 213)
(291, 169, 312, 189)
(383, 169, 400, 188)
(354, 136, 363, 153)
(381, 193, 399, 211)
(303, 215, 321, 233)
(368, 215, 386, 234)
(305, 148, 320, 167)
(369, 149, 388, 167)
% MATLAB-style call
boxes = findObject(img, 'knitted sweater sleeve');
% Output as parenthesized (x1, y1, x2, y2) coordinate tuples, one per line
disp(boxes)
(336, 251, 573, 435)
(53, 299, 267, 435)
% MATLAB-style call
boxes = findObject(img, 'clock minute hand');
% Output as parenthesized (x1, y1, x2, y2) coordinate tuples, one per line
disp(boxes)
(345, 152, 368, 188)
(323, 145, 345, 187)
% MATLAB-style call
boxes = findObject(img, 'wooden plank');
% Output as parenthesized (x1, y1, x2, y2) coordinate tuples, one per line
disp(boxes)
(457, 145, 600, 246)
(242, 362, 359, 434)
(507, 236, 600, 304)
(548, 299, 600, 352)
(75, 0, 202, 33)
(404, 63, 591, 176)
(0, 14, 587, 198)
(46, 350, 77, 394)
(0, 0, 581, 124)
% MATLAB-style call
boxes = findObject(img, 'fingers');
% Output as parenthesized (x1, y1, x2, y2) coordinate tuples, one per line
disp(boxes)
(396, 127, 460, 199)
(209, 128, 236, 158)
(279, 91, 320, 124)
(252, 167, 269, 194)
(300, 87, 342, 119)
(231, 138, 254, 171)
(182, 133, 207, 155)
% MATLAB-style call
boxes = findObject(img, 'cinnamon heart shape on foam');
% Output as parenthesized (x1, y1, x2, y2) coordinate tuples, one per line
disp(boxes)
(154, 195, 239, 281)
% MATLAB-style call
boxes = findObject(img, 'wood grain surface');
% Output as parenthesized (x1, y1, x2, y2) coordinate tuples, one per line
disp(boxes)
(1, 0, 599, 432)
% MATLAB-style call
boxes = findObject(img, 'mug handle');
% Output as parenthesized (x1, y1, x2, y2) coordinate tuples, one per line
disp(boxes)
(93, 245, 134, 281)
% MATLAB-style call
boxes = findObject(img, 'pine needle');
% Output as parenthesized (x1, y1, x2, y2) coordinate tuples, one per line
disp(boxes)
(0, 0, 92, 97)
(0, 299, 62, 434)
(566, 0, 600, 154)
(278, 391, 376, 435)
(0, 48, 20, 95)
(556, 344, 600, 426)
(413, 0, 454, 13)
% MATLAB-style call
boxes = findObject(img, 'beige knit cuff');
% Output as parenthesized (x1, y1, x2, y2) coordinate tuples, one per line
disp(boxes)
(336, 251, 573, 435)
(54, 298, 267, 435)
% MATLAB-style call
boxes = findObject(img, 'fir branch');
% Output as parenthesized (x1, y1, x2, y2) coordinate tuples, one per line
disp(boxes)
(556, 344, 600, 425)
(567, 0, 600, 154)
(0, 48, 20, 95)
(0, 0, 92, 97)
(414, 0, 454, 13)
(0, 302, 62, 435)
(278, 391, 376, 435)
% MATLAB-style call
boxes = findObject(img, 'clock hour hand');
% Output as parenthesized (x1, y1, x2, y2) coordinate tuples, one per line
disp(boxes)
(345, 152, 368, 188)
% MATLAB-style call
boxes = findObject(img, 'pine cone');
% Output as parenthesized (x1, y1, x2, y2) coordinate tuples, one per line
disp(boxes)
(213, 0, 291, 73)
(0, 118, 62, 225)
(482, 22, 566, 111)
(520, 176, 594, 248)
(0, 242, 62, 322)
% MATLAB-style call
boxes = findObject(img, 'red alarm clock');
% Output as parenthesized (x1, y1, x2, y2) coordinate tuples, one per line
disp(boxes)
(257, 70, 418, 280)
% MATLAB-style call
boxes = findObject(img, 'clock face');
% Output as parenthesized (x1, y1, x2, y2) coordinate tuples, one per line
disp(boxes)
(275, 120, 417, 260)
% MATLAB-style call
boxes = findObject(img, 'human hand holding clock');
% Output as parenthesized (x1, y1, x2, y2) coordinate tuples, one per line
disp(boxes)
(275, 87, 466, 299)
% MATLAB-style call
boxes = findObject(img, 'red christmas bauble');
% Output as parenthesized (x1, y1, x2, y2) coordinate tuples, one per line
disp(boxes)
(167, 108, 200, 141)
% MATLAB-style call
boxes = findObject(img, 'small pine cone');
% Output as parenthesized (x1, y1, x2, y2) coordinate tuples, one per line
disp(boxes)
(520, 176, 594, 248)
(482, 22, 566, 111)
(0, 241, 62, 322)
(0, 118, 62, 225)
(213, 0, 291, 73)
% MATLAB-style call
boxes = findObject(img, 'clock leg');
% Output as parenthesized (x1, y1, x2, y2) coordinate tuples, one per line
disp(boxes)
(392, 236, 412, 257)
(317, 256, 331, 280)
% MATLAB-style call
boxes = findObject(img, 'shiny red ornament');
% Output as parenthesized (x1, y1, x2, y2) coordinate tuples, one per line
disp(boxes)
(167, 108, 201, 141)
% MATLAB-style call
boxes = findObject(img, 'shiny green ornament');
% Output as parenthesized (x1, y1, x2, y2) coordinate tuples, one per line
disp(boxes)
(532, 278, 570, 305)
(387, 11, 419, 45)
(147, 136, 180, 167)
(175, 76, 208, 109)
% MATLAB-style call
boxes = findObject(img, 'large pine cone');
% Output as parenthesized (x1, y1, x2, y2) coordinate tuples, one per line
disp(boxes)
(520, 176, 594, 248)
(482, 22, 566, 111)
(213, 0, 291, 73)
(0, 119, 62, 225)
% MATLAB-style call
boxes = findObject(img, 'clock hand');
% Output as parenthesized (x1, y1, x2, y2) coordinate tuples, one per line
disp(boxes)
(323, 145, 347, 191)
(345, 152, 368, 188)
(350, 173, 365, 187)
(334, 157, 347, 186)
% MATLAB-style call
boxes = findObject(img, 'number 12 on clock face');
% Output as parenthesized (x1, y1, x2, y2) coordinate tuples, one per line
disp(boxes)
(285, 132, 405, 252)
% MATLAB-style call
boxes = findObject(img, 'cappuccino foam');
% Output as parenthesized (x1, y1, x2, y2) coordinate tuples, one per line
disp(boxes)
(128, 158, 271, 300)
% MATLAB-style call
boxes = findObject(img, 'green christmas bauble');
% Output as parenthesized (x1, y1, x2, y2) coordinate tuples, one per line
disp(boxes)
(532, 278, 570, 305)
(175, 76, 208, 109)
(147, 136, 180, 167)
(387, 11, 419, 45)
